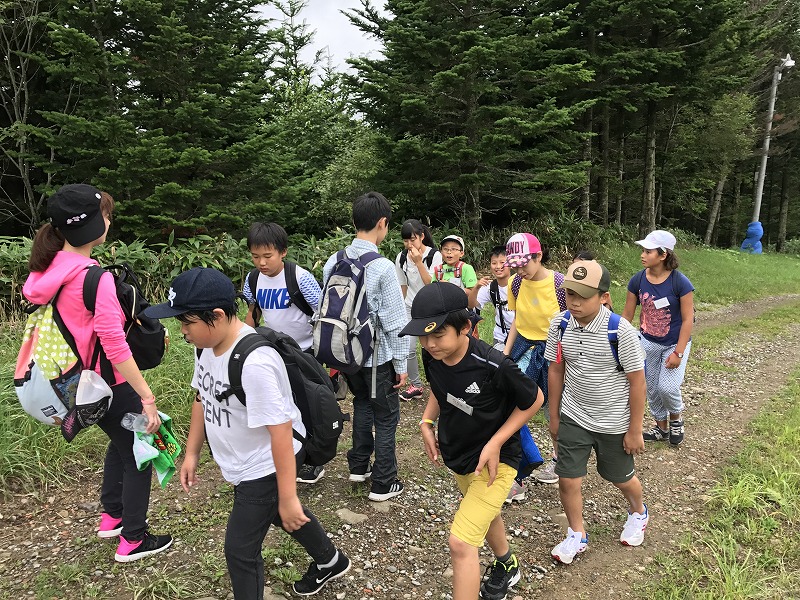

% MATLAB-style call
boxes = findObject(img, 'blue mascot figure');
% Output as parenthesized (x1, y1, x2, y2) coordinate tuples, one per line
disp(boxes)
(740, 221, 763, 254)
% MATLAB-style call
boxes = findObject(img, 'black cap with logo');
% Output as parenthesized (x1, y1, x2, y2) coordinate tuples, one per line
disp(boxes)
(399, 282, 469, 337)
(47, 184, 106, 247)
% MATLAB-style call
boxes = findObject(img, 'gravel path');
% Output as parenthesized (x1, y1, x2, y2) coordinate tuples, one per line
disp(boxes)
(1, 295, 799, 600)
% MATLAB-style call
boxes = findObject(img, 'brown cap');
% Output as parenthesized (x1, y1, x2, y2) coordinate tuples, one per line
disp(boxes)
(561, 260, 611, 298)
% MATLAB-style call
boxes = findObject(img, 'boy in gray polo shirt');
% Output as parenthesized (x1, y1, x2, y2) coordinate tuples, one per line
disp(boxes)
(544, 260, 648, 565)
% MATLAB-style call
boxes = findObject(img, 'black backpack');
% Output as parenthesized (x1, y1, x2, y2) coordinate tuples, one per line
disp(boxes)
(488, 280, 510, 336)
(214, 327, 348, 466)
(83, 264, 167, 371)
(248, 261, 315, 326)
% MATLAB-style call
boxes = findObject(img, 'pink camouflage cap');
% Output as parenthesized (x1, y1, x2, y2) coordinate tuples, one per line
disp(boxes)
(504, 233, 542, 268)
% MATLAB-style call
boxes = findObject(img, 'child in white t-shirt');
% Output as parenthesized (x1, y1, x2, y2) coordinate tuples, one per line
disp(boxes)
(145, 268, 350, 600)
(468, 245, 515, 351)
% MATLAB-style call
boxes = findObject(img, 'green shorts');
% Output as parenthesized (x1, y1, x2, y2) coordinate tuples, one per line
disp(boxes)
(555, 414, 635, 483)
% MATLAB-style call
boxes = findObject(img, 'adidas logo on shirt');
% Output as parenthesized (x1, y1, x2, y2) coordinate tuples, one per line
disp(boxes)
(465, 382, 481, 394)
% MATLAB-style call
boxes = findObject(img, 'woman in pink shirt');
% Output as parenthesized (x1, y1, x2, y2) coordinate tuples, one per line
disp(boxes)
(23, 184, 172, 563)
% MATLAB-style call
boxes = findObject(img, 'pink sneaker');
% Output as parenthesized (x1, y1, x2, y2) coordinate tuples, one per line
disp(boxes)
(97, 512, 123, 539)
(114, 532, 173, 563)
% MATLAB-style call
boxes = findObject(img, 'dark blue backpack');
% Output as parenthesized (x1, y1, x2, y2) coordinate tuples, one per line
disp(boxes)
(557, 311, 624, 372)
(312, 250, 381, 375)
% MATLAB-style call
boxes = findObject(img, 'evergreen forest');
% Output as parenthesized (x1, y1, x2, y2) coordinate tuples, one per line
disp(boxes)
(3, 0, 800, 250)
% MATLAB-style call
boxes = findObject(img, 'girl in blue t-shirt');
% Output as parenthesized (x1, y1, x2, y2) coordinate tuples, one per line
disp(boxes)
(622, 230, 694, 446)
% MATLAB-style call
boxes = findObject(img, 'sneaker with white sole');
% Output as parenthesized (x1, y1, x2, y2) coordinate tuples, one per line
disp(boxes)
(292, 552, 351, 596)
(619, 505, 649, 546)
(297, 464, 325, 484)
(643, 425, 669, 442)
(114, 532, 173, 563)
(479, 553, 521, 599)
(399, 385, 424, 401)
(348, 463, 372, 483)
(97, 512, 122, 539)
(551, 527, 588, 564)
(504, 480, 525, 504)
(534, 459, 559, 484)
(669, 419, 684, 445)
(368, 479, 404, 501)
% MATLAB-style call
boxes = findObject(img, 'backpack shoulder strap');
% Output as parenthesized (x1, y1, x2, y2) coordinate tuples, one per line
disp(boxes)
(433, 264, 444, 281)
(219, 333, 273, 405)
(82, 264, 106, 314)
(358, 251, 382, 266)
(670, 269, 681, 298)
(423, 250, 435, 269)
(607, 312, 624, 372)
(454, 261, 464, 279)
(399, 250, 408, 270)
(510, 273, 522, 299)
(489, 280, 508, 334)
(631, 269, 646, 304)
(284, 261, 314, 316)
(247, 268, 262, 325)
(558, 310, 570, 340)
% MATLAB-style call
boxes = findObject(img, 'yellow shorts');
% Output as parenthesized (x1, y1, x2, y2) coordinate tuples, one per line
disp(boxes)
(451, 463, 517, 547)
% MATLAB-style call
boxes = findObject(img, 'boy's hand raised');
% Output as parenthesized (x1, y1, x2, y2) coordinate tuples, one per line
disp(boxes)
(474, 441, 501, 486)
(476, 277, 491, 288)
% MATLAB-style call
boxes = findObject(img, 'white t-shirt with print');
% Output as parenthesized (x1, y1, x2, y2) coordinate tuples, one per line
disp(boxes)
(475, 282, 516, 344)
(192, 325, 305, 485)
(394, 247, 442, 307)
(242, 265, 320, 351)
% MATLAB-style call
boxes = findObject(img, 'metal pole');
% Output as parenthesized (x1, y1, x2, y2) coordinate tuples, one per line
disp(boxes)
(751, 65, 781, 223)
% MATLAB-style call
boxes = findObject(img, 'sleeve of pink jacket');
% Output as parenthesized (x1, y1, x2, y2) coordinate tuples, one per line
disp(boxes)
(93, 271, 133, 366)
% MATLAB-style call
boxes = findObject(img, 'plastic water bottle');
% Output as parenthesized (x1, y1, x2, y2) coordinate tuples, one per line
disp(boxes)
(121, 412, 149, 432)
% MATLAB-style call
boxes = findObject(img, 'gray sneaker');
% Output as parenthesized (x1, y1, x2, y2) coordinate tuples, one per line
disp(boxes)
(669, 419, 685, 445)
(534, 459, 559, 484)
(643, 425, 669, 442)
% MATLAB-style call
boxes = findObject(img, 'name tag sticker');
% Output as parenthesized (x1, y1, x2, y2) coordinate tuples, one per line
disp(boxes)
(446, 393, 474, 416)
(653, 297, 670, 310)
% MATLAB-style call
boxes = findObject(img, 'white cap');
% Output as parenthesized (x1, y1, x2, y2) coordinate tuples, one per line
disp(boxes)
(635, 230, 676, 251)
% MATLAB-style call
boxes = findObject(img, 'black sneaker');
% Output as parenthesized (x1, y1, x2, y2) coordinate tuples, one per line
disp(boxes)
(292, 552, 351, 596)
(114, 532, 173, 563)
(297, 464, 325, 484)
(480, 554, 521, 600)
(669, 419, 685, 445)
(368, 479, 404, 502)
(348, 463, 372, 483)
(643, 425, 669, 442)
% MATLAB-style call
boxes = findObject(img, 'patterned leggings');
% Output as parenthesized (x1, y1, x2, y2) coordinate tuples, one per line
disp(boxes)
(640, 336, 692, 422)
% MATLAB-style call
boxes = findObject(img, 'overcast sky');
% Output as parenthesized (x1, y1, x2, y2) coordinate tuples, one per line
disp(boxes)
(259, 2, 386, 69)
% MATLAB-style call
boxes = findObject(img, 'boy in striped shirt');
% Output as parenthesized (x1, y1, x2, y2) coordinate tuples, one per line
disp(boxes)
(544, 260, 649, 565)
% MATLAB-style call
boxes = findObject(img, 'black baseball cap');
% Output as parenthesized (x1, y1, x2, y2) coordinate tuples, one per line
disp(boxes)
(144, 267, 237, 319)
(47, 184, 107, 247)
(399, 282, 469, 337)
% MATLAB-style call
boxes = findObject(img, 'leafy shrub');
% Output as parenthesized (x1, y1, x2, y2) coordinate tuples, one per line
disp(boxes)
(782, 238, 800, 256)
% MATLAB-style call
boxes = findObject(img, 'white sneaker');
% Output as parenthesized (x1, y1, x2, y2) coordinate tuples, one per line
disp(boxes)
(619, 505, 649, 546)
(534, 459, 559, 484)
(504, 480, 525, 504)
(551, 527, 588, 564)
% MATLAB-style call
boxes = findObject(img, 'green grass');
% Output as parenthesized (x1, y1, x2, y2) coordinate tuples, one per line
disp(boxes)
(642, 370, 800, 599)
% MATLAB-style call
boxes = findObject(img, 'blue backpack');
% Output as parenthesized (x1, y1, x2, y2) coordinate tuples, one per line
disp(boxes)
(557, 311, 624, 372)
(312, 250, 382, 375)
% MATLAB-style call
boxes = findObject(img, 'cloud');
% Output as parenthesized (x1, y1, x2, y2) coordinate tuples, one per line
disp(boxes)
(259, 1, 385, 69)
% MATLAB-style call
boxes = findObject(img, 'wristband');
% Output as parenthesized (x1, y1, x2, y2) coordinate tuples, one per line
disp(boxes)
(419, 418, 436, 427)
(141, 395, 156, 406)
(672, 351, 684, 359)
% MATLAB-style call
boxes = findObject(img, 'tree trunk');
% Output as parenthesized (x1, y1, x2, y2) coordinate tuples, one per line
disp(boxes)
(580, 109, 593, 220)
(640, 101, 657, 237)
(728, 172, 742, 248)
(616, 122, 625, 225)
(704, 171, 728, 245)
(776, 162, 790, 252)
(598, 104, 610, 225)
(465, 185, 482, 233)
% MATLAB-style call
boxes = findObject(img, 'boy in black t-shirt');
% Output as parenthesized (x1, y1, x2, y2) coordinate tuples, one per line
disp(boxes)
(400, 282, 543, 600)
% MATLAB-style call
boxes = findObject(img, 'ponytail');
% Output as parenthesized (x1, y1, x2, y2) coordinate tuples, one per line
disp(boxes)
(401, 219, 436, 248)
(29, 224, 65, 272)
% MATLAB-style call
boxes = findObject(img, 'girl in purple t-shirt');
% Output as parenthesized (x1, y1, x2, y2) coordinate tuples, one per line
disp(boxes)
(622, 230, 694, 446)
